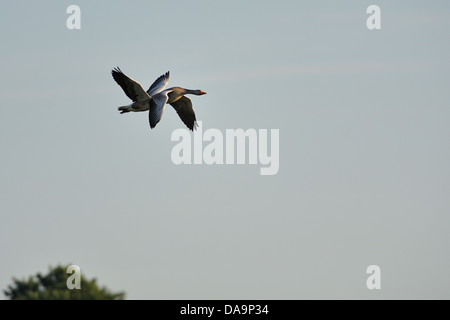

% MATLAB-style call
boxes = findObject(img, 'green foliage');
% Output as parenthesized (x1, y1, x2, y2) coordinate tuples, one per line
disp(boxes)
(3, 265, 125, 300)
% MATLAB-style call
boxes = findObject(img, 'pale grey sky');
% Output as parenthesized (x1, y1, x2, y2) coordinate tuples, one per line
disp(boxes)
(1, 1, 449, 299)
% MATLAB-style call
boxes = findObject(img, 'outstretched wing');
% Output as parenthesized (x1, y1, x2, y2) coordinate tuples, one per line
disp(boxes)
(111, 67, 150, 102)
(149, 92, 169, 129)
(170, 96, 197, 131)
(147, 71, 170, 96)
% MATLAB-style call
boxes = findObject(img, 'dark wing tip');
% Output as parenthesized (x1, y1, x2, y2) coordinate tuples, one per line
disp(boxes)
(148, 100, 158, 129)
(111, 66, 123, 75)
(183, 117, 196, 131)
(185, 119, 196, 131)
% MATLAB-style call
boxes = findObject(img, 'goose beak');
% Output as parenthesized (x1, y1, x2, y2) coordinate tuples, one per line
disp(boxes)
(200, 90, 207, 95)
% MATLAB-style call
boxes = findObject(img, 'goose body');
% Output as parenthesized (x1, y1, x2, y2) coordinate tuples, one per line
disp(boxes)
(111, 67, 206, 130)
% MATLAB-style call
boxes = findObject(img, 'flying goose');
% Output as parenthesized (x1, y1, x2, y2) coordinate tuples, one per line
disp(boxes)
(111, 67, 206, 131)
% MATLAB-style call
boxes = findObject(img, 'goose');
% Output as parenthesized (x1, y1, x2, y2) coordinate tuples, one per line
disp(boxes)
(111, 67, 206, 131)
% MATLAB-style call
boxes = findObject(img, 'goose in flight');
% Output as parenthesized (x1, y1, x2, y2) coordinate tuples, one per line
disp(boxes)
(111, 67, 206, 130)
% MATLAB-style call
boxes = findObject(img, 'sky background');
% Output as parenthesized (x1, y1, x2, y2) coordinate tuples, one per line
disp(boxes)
(1, 1, 449, 299)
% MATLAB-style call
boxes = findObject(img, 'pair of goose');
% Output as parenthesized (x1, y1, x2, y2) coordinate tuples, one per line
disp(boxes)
(112, 67, 206, 131)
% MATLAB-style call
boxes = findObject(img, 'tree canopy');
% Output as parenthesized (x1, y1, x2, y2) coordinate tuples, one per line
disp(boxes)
(3, 264, 125, 300)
